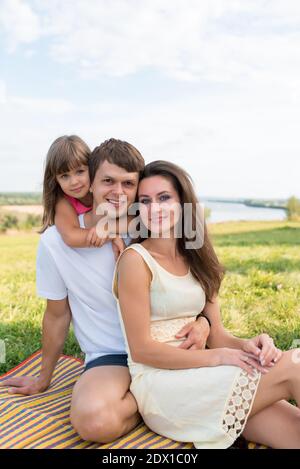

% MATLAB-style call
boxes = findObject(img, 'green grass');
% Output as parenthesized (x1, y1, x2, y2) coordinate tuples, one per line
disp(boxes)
(1, 221, 300, 374)
(0, 233, 83, 373)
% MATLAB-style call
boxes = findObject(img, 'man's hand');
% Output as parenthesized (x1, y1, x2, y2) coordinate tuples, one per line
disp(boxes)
(112, 237, 126, 261)
(175, 317, 210, 350)
(242, 333, 282, 367)
(0, 376, 50, 396)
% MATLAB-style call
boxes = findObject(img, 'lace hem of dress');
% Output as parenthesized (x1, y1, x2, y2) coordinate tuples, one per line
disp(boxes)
(222, 368, 261, 442)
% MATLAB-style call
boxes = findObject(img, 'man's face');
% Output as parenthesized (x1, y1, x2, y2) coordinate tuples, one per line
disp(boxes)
(91, 160, 139, 218)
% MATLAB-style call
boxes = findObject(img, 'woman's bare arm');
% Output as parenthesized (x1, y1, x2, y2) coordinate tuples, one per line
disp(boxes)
(117, 249, 222, 369)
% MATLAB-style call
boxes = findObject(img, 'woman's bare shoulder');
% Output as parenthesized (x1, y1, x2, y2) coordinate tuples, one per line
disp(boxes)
(118, 246, 145, 268)
(118, 246, 152, 281)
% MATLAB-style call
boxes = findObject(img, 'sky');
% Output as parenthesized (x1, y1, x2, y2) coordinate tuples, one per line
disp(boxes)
(0, 0, 299, 199)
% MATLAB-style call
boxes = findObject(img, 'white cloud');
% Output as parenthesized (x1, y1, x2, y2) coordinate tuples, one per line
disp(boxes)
(0, 87, 299, 197)
(24, 0, 300, 87)
(0, 72, 299, 197)
(0, 79, 74, 113)
(11, 96, 74, 113)
(65, 89, 300, 199)
(0, 0, 299, 83)
(0, 1, 300, 197)
(24, 48, 36, 58)
(0, 80, 7, 104)
(0, 0, 41, 51)
(0, 81, 76, 192)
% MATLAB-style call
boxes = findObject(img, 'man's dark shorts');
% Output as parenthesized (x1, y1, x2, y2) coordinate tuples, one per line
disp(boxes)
(83, 354, 128, 373)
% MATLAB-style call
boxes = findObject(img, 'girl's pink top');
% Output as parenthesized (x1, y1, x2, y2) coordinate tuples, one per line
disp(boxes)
(65, 195, 92, 215)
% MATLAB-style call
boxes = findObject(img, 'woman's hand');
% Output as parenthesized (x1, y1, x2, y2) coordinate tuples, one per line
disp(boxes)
(176, 317, 210, 350)
(218, 348, 271, 375)
(242, 334, 283, 367)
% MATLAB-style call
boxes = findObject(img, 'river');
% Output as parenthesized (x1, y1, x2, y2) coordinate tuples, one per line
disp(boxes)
(203, 200, 286, 223)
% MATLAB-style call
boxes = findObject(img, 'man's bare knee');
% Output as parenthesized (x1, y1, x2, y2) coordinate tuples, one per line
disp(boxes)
(71, 401, 124, 443)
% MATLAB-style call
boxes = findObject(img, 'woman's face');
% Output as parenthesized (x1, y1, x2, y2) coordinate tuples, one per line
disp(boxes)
(138, 175, 182, 237)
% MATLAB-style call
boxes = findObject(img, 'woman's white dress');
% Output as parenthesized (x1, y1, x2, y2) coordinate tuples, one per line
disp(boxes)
(112, 243, 261, 449)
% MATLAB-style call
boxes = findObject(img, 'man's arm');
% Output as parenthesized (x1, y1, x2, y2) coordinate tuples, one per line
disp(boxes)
(175, 315, 210, 350)
(1, 298, 71, 395)
(39, 298, 72, 388)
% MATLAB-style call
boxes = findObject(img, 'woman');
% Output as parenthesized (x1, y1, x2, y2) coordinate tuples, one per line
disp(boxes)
(113, 161, 300, 449)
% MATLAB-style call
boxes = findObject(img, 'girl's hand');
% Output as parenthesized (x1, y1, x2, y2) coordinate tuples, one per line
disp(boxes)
(86, 226, 108, 247)
(242, 334, 283, 367)
(218, 348, 271, 376)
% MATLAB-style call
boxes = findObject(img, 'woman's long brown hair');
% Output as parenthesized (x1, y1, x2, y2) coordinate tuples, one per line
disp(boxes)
(40, 135, 91, 233)
(136, 160, 225, 302)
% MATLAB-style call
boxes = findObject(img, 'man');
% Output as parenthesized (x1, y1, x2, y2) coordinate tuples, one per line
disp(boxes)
(3, 139, 210, 443)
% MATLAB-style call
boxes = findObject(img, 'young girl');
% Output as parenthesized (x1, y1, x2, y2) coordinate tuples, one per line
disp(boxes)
(40, 135, 125, 259)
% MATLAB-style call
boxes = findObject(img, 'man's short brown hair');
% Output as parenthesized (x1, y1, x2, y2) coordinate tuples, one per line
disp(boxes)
(89, 138, 145, 183)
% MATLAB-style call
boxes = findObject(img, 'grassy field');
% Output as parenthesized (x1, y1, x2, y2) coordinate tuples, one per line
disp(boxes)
(0, 220, 300, 374)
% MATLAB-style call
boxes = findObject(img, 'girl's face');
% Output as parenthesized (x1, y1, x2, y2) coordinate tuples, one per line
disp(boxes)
(138, 175, 181, 236)
(56, 165, 90, 199)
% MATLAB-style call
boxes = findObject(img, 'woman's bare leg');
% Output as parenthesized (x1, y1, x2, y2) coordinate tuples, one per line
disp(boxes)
(249, 349, 300, 417)
(243, 400, 300, 449)
(238, 349, 300, 448)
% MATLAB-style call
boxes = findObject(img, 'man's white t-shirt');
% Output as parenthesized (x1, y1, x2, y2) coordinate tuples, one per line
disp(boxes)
(36, 214, 127, 365)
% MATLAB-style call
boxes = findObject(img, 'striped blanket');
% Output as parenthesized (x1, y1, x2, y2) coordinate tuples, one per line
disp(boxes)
(0, 351, 264, 449)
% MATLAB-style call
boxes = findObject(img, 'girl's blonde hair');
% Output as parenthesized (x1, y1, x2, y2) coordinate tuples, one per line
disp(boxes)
(40, 135, 91, 233)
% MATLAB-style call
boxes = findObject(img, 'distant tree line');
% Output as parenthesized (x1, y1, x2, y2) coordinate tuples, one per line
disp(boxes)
(0, 212, 41, 233)
(0, 192, 42, 205)
(287, 196, 300, 221)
